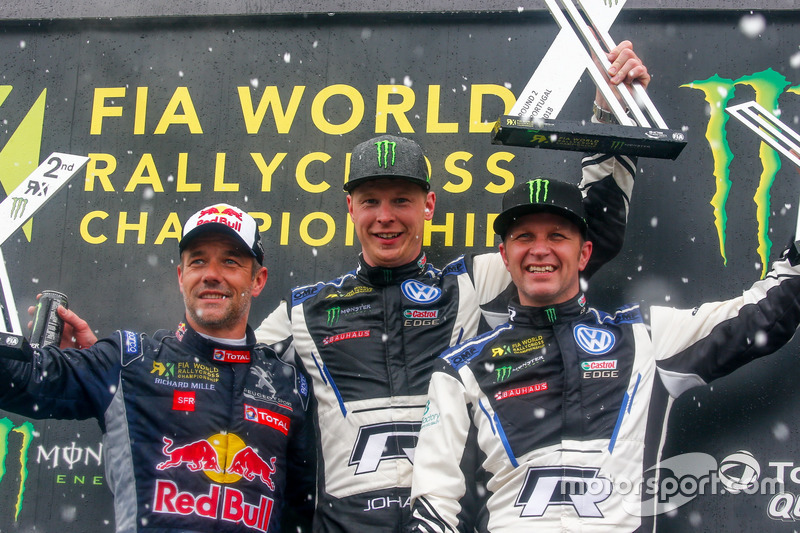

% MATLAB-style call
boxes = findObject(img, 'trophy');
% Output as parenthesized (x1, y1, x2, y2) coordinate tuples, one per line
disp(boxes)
(491, 0, 687, 159)
(0, 152, 89, 334)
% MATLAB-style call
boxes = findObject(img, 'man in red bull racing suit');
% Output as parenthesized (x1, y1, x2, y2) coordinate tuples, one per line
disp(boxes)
(409, 179, 800, 532)
(0, 204, 314, 533)
(254, 41, 650, 532)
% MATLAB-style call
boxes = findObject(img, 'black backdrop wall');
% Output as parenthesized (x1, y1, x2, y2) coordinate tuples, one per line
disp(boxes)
(2, 9, 800, 531)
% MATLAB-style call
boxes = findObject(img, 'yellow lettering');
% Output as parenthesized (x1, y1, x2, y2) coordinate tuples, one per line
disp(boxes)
(424, 213, 454, 247)
(117, 211, 148, 244)
(299, 212, 336, 246)
(213, 153, 239, 192)
(93, 476, 103, 486)
(296, 152, 331, 193)
(280, 212, 290, 245)
(469, 84, 516, 133)
(251, 152, 287, 192)
(56, 474, 65, 484)
(175, 153, 201, 192)
(311, 84, 364, 135)
(442, 151, 473, 193)
(80, 211, 108, 244)
(90, 87, 125, 135)
(238, 86, 305, 134)
(134, 87, 148, 135)
(124, 154, 164, 193)
(154, 87, 202, 134)
(73, 476, 85, 485)
(345, 211, 355, 246)
(250, 212, 272, 233)
(85, 153, 116, 192)
(375, 85, 415, 133)
(465, 212, 475, 247)
(154, 212, 182, 245)
(485, 151, 515, 194)
(427, 85, 458, 133)
(486, 213, 499, 247)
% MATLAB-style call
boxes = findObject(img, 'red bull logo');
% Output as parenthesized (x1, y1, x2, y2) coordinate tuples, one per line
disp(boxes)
(195, 205, 245, 232)
(153, 433, 278, 531)
(155, 433, 276, 489)
(157, 436, 221, 472)
(228, 446, 277, 491)
(153, 480, 274, 532)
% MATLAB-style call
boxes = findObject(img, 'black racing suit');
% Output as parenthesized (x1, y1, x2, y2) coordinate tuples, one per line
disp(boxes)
(0, 321, 314, 533)
(255, 152, 636, 532)
(410, 245, 800, 532)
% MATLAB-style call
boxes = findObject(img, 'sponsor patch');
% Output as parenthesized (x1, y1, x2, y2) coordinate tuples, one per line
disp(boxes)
(322, 330, 370, 345)
(580, 360, 618, 371)
(573, 325, 615, 355)
(213, 349, 250, 363)
(492, 335, 545, 358)
(400, 279, 442, 304)
(175, 322, 187, 341)
(123, 331, 140, 355)
(173, 390, 196, 411)
(403, 309, 439, 319)
(495, 381, 548, 400)
(244, 404, 291, 435)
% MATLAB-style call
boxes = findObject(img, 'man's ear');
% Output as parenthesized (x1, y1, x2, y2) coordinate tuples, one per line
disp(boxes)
(578, 240, 593, 272)
(499, 242, 511, 272)
(251, 266, 268, 297)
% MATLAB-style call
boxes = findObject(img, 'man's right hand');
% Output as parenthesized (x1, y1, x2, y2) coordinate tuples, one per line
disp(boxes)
(28, 296, 98, 349)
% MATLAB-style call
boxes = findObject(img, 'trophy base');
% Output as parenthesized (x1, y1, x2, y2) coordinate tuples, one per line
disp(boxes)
(491, 115, 687, 160)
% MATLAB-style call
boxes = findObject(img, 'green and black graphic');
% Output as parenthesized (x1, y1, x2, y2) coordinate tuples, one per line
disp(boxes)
(375, 140, 397, 169)
(528, 178, 550, 204)
(0, 418, 34, 521)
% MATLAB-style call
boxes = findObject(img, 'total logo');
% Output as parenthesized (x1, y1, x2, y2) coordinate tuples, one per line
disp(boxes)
(154, 433, 278, 531)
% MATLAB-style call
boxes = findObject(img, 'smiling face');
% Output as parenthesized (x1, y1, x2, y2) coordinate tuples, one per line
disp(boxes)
(346, 178, 436, 268)
(499, 212, 592, 308)
(177, 233, 267, 338)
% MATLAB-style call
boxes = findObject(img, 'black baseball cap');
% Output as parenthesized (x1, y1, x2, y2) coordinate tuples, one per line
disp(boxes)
(494, 178, 588, 239)
(180, 203, 265, 265)
(344, 134, 430, 192)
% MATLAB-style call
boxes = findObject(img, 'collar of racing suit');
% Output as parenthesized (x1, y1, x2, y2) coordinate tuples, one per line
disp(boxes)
(162, 319, 258, 362)
(355, 251, 428, 286)
(507, 293, 588, 327)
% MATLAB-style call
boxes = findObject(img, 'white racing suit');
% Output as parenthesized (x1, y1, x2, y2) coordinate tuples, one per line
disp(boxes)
(410, 244, 800, 532)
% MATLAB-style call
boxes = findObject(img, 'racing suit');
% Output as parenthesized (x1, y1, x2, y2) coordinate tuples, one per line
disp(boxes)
(0, 320, 314, 533)
(254, 152, 636, 532)
(409, 244, 800, 532)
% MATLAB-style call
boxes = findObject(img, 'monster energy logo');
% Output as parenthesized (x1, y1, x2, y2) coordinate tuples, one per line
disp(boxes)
(545, 308, 557, 323)
(375, 140, 397, 168)
(527, 179, 549, 204)
(382, 269, 392, 282)
(9, 197, 27, 220)
(496, 365, 513, 382)
(683, 68, 800, 278)
(610, 140, 625, 150)
(327, 307, 341, 326)
(0, 418, 34, 521)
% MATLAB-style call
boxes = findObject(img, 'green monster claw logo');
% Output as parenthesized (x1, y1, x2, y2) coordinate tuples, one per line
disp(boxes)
(545, 307, 557, 323)
(683, 69, 799, 278)
(327, 307, 341, 326)
(528, 178, 550, 204)
(496, 365, 512, 382)
(0, 418, 34, 521)
(375, 140, 397, 169)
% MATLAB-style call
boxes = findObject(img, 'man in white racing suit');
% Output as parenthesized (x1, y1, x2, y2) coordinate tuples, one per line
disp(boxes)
(409, 178, 800, 532)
